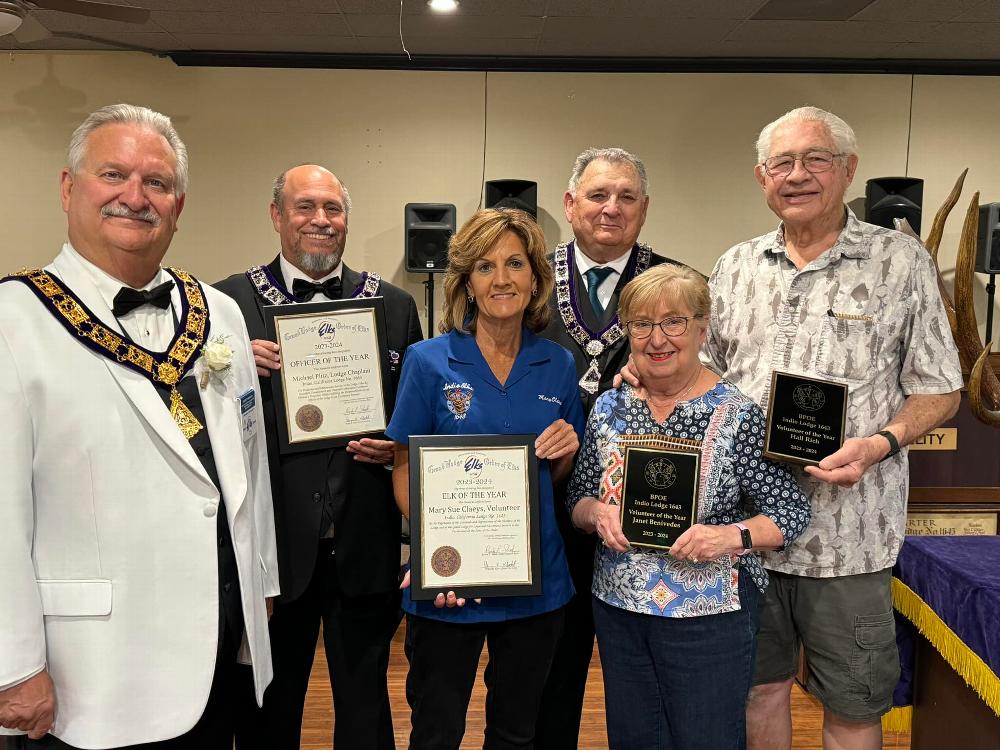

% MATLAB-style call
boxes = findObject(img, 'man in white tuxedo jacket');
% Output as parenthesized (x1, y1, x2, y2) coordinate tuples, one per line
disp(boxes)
(0, 104, 278, 749)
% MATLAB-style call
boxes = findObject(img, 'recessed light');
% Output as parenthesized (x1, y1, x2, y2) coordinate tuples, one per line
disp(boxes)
(427, 0, 459, 12)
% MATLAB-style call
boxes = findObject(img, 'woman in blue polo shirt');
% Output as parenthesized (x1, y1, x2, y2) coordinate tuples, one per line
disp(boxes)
(387, 208, 584, 749)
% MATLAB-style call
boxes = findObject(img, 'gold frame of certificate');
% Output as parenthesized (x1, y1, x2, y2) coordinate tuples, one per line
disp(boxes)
(264, 297, 392, 454)
(618, 436, 701, 550)
(764, 370, 848, 467)
(408, 434, 542, 601)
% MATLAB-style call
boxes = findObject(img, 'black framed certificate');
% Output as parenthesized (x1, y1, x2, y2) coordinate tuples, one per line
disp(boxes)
(764, 370, 848, 466)
(620, 442, 700, 550)
(264, 297, 393, 453)
(408, 434, 541, 601)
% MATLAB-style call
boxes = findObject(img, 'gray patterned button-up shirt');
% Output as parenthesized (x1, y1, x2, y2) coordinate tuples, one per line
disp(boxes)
(704, 209, 963, 578)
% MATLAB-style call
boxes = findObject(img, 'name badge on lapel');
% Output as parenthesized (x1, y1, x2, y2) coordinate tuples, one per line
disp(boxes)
(239, 388, 258, 441)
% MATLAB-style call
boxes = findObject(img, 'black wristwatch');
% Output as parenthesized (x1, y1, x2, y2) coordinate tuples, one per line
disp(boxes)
(734, 522, 753, 556)
(876, 430, 900, 461)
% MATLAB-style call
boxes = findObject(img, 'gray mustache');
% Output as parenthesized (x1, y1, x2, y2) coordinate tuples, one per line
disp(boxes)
(101, 204, 161, 226)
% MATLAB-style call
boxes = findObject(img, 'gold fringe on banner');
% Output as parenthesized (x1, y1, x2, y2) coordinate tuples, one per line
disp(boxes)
(891, 577, 1000, 722)
(881, 705, 912, 733)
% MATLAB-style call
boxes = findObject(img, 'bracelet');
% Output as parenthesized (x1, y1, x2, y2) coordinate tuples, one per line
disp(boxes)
(876, 430, 900, 461)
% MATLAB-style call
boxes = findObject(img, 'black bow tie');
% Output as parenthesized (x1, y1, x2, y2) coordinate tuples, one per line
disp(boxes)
(112, 280, 175, 317)
(292, 276, 342, 301)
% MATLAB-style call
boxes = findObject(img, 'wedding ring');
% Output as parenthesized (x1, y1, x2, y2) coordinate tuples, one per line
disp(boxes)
(691, 557, 699, 563)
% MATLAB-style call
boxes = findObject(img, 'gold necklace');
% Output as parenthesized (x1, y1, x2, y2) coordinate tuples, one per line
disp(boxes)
(646, 367, 703, 410)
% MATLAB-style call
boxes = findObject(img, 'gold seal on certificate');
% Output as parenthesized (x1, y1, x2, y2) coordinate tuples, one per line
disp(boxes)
(295, 404, 324, 432)
(408, 434, 542, 601)
(264, 298, 393, 453)
(764, 371, 848, 466)
(431, 546, 462, 577)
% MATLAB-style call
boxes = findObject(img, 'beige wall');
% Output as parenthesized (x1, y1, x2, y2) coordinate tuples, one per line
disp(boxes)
(1, 52, 996, 335)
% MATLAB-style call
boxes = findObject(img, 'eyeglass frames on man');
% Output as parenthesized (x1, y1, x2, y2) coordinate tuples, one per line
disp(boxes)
(762, 150, 844, 177)
(625, 316, 700, 338)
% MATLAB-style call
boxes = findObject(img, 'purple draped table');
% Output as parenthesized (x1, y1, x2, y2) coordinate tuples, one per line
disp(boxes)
(888, 535, 1000, 733)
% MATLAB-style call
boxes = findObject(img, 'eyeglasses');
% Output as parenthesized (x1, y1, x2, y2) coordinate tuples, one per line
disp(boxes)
(761, 150, 844, 177)
(625, 316, 700, 339)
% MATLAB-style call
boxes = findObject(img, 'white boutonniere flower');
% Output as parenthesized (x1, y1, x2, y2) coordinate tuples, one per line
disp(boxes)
(200, 334, 234, 389)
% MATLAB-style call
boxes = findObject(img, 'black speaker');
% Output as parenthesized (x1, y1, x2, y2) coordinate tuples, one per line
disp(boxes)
(485, 179, 538, 219)
(977, 203, 1000, 274)
(405, 203, 456, 273)
(865, 177, 923, 234)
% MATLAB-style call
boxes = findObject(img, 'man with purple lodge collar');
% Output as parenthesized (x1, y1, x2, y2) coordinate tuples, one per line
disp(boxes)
(534, 146, 687, 749)
(215, 164, 422, 750)
(0, 104, 277, 749)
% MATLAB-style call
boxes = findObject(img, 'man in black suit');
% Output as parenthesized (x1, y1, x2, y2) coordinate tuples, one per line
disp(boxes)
(535, 147, 683, 750)
(216, 164, 422, 750)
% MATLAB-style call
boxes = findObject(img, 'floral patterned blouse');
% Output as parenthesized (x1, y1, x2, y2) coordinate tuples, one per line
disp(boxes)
(567, 381, 811, 618)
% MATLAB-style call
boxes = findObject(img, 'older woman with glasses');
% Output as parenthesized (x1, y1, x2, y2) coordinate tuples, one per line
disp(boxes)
(567, 263, 811, 750)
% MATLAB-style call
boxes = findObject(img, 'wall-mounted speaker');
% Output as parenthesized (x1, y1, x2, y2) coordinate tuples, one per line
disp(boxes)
(405, 203, 456, 273)
(977, 203, 1000, 274)
(865, 177, 923, 234)
(485, 179, 538, 219)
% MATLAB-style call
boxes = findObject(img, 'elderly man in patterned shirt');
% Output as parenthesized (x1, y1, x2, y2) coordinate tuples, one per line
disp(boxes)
(704, 107, 963, 750)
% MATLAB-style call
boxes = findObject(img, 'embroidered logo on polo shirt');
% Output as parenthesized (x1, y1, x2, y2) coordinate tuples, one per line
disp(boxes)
(538, 394, 562, 405)
(443, 382, 474, 420)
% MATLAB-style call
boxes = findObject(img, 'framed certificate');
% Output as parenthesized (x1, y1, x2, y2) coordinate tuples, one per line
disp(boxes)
(264, 298, 393, 453)
(764, 371, 848, 466)
(619, 438, 701, 550)
(408, 434, 541, 601)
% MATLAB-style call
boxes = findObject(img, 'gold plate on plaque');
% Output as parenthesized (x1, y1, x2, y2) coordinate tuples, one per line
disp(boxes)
(905, 511, 997, 536)
(909, 427, 958, 451)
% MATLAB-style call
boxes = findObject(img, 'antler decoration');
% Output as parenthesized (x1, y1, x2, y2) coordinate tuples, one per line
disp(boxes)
(953, 191, 1000, 424)
(917, 171, 1000, 426)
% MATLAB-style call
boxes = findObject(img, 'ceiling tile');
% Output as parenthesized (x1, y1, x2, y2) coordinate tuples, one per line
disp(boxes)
(927, 21, 1000, 45)
(540, 16, 741, 47)
(424, 0, 543, 15)
(136, 0, 347, 9)
(953, 0, 1000, 22)
(716, 37, 914, 58)
(543, 0, 763, 19)
(728, 19, 944, 45)
(891, 40, 1000, 59)
(853, 0, 985, 22)
(402, 36, 541, 54)
(536, 35, 712, 56)
(152, 11, 351, 35)
(348, 13, 542, 38)
(176, 33, 405, 53)
(335, 0, 420, 12)
(338, 0, 542, 13)
(3, 32, 179, 51)
(29, 9, 160, 34)
(751, 0, 877, 21)
(0, 1, 993, 62)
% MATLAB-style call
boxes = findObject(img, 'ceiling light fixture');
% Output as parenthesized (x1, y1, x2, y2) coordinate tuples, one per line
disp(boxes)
(427, 0, 459, 12)
(0, 2, 25, 36)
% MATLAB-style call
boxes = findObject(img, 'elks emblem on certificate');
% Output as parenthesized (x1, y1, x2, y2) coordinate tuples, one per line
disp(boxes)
(443, 382, 474, 419)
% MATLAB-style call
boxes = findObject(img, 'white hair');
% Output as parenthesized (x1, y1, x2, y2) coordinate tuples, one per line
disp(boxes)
(755, 106, 858, 163)
(567, 146, 649, 196)
(67, 103, 189, 196)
